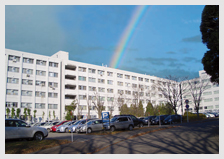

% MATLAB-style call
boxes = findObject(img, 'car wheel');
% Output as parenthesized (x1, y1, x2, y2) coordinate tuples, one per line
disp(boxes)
(33, 132, 44, 141)
(87, 128, 92, 133)
(110, 126, 115, 132)
(139, 123, 143, 128)
(128, 125, 133, 131)
(65, 128, 69, 133)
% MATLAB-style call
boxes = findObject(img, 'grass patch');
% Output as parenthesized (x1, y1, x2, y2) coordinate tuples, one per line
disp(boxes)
(5, 139, 71, 154)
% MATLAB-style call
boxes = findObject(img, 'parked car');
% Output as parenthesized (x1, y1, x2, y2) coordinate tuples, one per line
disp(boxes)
(163, 115, 182, 124)
(5, 119, 48, 141)
(50, 121, 69, 132)
(33, 122, 46, 127)
(114, 115, 144, 128)
(103, 116, 134, 132)
(68, 119, 92, 133)
(151, 115, 169, 125)
(76, 119, 104, 133)
(142, 116, 157, 125)
(42, 121, 59, 132)
(56, 121, 76, 133)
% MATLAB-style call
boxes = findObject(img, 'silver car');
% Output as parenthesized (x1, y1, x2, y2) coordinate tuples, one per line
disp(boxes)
(56, 121, 76, 133)
(5, 119, 48, 141)
(76, 119, 104, 133)
(68, 119, 92, 133)
(103, 116, 134, 132)
(42, 121, 59, 132)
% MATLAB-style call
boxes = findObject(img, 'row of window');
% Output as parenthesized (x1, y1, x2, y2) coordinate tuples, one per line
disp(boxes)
(8, 55, 58, 67)
(7, 78, 58, 88)
(5, 102, 58, 109)
(8, 66, 58, 77)
(78, 67, 153, 83)
(6, 89, 58, 98)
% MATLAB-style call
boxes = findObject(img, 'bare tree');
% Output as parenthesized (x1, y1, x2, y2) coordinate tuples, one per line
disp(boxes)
(186, 77, 210, 118)
(107, 94, 116, 118)
(92, 91, 105, 119)
(85, 93, 92, 119)
(153, 76, 188, 115)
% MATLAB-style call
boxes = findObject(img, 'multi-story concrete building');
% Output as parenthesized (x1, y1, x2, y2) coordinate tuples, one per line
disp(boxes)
(5, 49, 219, 121)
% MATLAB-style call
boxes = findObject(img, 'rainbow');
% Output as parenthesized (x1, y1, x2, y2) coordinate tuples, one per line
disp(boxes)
(110, 5, 149, 68)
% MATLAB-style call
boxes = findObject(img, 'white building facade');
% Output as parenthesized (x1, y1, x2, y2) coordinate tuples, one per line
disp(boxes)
(5, 49, 219, 121)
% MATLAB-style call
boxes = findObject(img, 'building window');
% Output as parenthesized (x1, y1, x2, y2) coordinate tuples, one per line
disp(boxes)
(117, 81, 123, 86)
(88, 95, 96, 101)
(125, 75, 130, 79)
(22, 79, 33, 85)
(214, 90, 219, 94)
(132, 76, 137, 80)
(117, 73, 123, 78)
(145, 85, 150, 89)
(36, 70, 46, 76)
(6, 89, 18, 95)
(48, 92, 58, 98)
(214, 97, 219, 101)
(79, 95, 87, 100)
(21, 102, 32, 108)
(125, 82, 130, 87)
(49, 82, 58, 88)
(108, 106, 114, 111)
(5, 102, 18, 107)
(7, 77, 19, 84)
(138, 77, 143, 81)
(22, 68, 33, 75)
(8, 55, 20, 62)
(98, 87, 105, 92)
(107, 88, 113, 93)
(89, 77, 96, 83)
(98, 70, 105, 76)
(98, 79, 105, 84)
(203, 91, 212, 95)
(79, 85, 86, 90)
(139, 92, 144, 96)
(21, 90, 32, 96)
(150, 79, 155, 83)
(49, 62, 58, 67)
(89, 86, 96, 91)
(204, 85, 212, 89)
(49, 72, 58, 77)
(48, 104, 58, 109)
(23, 57, 34, 64)
(215, 105, 219, 108)
(78, 105, 87, 110)
(145, 78, 149, 82)
(36, 80, 45, 86)
(35, 91, 45, 97)
(36, 60, 46, 66)
(8, 66, 19, 73)
(132, 84, 137, 88)
(100, 96, 105, 101)
(204, 98, 213, 102)
(107, 80, 113, 85)
(78, 76, 86, 81)
(88, 68, 96, 74)
(107, 71, 113, 77)
(78, 67, 86, 72)
(118, 90, 124, 95)
(35, 103, 45, 109)
(125, 90, 131, 95)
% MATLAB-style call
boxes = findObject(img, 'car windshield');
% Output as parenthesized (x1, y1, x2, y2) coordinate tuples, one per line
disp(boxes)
(62, 121, 69, 125)
(73, 121, 81, 125)
(110, 117, 118, 122)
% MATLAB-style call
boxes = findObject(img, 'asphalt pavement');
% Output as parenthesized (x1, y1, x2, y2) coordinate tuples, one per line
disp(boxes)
(32, 118, 219, 154)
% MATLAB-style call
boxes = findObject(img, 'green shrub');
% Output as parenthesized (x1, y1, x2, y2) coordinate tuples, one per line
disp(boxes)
(182, 112, 206, 121)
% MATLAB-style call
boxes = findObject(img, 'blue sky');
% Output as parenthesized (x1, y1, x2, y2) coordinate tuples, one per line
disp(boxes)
(5, 5, 208, 79)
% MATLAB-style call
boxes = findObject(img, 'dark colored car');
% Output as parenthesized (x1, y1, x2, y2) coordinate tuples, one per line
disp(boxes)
(163, 115, 182, 124)
(50, 121, 68, 132)
(142, 116, 157, 125)
(114, 115, 144, 128)
(151, 115, 169, 125)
